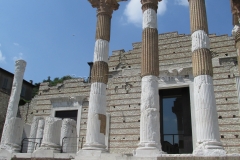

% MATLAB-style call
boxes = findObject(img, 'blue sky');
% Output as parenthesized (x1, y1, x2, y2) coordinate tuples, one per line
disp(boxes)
(0, 0, 233, 84)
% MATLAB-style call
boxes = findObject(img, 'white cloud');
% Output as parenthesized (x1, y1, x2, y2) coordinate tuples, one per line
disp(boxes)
(175, 0, 189, 7)
(123, 0, 167, 26)
(13, 43, 19, 46)
(13, 52, 23, 61)
(0, 50, 6, 63)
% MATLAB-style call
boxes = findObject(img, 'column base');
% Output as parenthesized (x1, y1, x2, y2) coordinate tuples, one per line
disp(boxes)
(74, 150, 104, 160)
(82, 143, 107, 152)
(1, 143, 21, 153)
(134, 146, 165, 157)
(193, 141, 226, 156)
(33, 149, 59, 158)
(34, 143, 62, 155)
(0, 149, 11, 160)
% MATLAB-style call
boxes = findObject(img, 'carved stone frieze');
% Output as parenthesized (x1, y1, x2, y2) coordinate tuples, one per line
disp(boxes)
(50, 96, 85, 108)
(159, 67, 193, 82)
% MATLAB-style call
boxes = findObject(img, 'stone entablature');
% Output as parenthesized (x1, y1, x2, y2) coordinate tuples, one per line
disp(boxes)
(50, 96, 85, 108)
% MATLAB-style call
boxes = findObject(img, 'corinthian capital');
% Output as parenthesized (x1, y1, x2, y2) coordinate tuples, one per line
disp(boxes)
(88, 0, 121, 16)
(141, 0, 161, 12)
(231, 0, 240, 24)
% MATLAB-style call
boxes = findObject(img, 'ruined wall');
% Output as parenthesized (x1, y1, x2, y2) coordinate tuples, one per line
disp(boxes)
(23, 32, 240, 154)
(0, 91, 9, 140)
(107, 32, 240, 154)
(19, 97, 38, 124)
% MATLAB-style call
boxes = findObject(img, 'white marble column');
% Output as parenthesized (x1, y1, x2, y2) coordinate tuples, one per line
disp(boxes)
(61, 118, 77, 153)
(35, 119, 45, 150)
(82, 0, 120, 152)
(189, 0, 226, 156)
(0, 60, 26, 152)
(135, 0, 163, 157)
(2, 117, 24, 153)
(27, 117, 44, 153)
(38, 117, 62, 153)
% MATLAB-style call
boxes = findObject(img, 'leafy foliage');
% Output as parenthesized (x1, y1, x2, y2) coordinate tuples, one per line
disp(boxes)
(46, 75, 73, 86)
(18, 97, 30, 106)
(32, 75, 74, 98)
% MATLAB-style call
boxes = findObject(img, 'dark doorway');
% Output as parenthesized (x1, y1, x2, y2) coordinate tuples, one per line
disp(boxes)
(159, 87, 193, 154)
(55, 110, 78, 121)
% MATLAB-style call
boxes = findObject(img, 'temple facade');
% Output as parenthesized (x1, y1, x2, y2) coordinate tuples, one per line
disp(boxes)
(1, 0, 240, 159)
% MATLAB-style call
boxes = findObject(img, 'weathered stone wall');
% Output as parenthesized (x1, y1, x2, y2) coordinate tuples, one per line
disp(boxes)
(23, 32, 240, 154)
(0, 91, 9, 141)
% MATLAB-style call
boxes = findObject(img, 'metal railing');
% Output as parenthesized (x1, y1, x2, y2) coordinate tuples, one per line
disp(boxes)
(21, 138, 43, 153)
(162, 134, 192, 154)
(21, 137, 85, 153)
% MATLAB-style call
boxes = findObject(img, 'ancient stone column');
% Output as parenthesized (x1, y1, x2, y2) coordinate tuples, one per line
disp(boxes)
(231, 0, 240, 25)
(0, 60, 26, 152)
(82, 0, 119, 151)
(2, 117, 24, 153)
(189, 0, 226, 156)
(233, 25, 240, 73)
(27, 117, 44, 153)
(135, 0, 163, 157)
(232, 1, 240, 73)
(38, 117, 62, 153)
(35, 119, 45, 150)
(60, 118, 77, 153)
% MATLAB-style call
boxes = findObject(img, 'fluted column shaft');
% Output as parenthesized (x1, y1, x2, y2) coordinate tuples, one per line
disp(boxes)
(232, 26, 240, 73)
(83, 0, 119, 151)
(136, 0, 163, 156)
(39, 117, 62, 152)
(27, 117, 44, 153)
(232, 0, 240, 74)
(189, 0, 225, 156)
